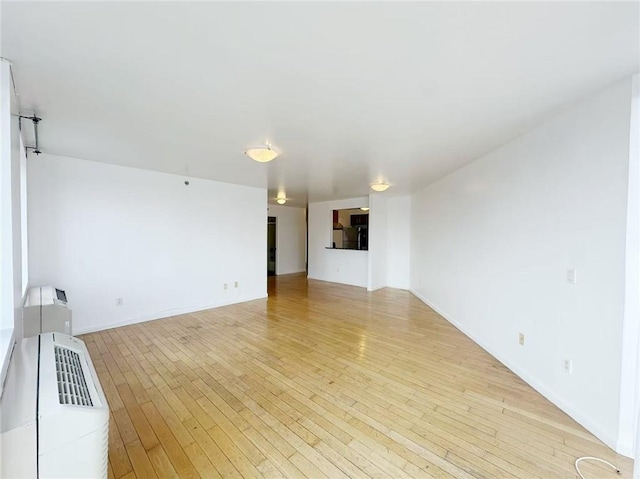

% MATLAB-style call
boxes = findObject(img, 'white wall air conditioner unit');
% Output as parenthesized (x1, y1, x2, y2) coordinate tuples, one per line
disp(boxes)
(0, 332, 109, 478)
(23, 286, 72, 338)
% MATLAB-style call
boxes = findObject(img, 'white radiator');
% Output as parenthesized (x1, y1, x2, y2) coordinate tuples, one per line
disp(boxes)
(0, 332, 109, 478)
(23, 286, 72, 338)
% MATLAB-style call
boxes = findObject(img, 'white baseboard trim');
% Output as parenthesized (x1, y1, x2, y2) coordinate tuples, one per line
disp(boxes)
(307, 275, 368, 289)
(387, 285, 411, 291)
(74, 294, 269, 336)
(409, 288, 626, 457)
(276, 269, 307, 276)
(616, 439, 635, 459)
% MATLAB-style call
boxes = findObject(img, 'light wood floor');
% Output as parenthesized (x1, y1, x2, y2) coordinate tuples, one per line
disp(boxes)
(82, 274, 634, 478)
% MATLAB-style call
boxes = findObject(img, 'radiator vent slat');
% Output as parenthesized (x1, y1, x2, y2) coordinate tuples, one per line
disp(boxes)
(54, 346, 93, 407)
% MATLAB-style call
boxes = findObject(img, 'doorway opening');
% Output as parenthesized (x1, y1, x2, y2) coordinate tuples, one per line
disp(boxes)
(267, 216, 276, 276)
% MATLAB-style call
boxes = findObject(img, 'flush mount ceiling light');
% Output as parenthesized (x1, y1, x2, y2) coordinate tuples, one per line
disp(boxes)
(245, 145, 278, 163)
(276, 198, 287, 205)
(360, 207, 370, 211)
(370, 182, 390, 192)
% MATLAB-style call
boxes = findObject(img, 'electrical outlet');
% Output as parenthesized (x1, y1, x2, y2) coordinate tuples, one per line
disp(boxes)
(563, 359, 573, 374)
(224, 283, 228, 290)
(234, 281, 239, 288)
(567, 268, 577, 285)
(116, 297, 124, 306)
(518, 333, 525, 346)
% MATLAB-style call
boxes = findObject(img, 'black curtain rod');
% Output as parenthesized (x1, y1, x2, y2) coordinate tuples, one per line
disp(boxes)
(19, 114, 42, 155)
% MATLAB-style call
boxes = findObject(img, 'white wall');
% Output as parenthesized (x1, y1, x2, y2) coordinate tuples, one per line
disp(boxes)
(368, 194, 388, 291)
(621, 74, 640, 462)
(387, 195, 411, 290)
(308, 197, 369, 287)
(28, 154, 267, 334)
(0, 61, 14, 350)
(411, 78, 633, 453)
(0, 60, 26, 384)
(10, 119, 24, 340)
(19, 135, 28, 297)
(267, 204, 306, 275)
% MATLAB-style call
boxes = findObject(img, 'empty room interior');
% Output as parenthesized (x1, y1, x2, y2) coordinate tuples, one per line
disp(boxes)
(1, 2, 640, 478)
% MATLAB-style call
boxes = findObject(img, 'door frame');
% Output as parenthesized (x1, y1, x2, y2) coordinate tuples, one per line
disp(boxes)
(267, 216, 277, 276)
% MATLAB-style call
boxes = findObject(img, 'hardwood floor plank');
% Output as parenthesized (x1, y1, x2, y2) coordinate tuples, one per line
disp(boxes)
(124, 440, 158, 479)
(116, 383, 159, 451)
(146, 445, 179, 479)
(107, 414, 133, 478)
(183, 417, 243, 479)
(206, 424, 265, 479)
(90, 274, 633, 479)
(140, 400, 201, 478)
(182, 442, 222, 479)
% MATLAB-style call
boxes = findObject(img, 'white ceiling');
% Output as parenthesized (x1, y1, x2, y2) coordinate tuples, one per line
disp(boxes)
(2, 2, 638, 207)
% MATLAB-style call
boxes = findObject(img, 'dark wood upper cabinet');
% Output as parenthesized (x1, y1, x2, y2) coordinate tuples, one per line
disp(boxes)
(350, 214, 369, 226)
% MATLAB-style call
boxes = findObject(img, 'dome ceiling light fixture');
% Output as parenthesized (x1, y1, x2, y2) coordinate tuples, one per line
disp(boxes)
(245, 145, 278, 163)
(370, 182, 390, 192)
(360, 207, 370, 211)
(276, 192, 287, 205)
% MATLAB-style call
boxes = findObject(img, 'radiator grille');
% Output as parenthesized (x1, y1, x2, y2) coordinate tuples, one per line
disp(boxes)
(54, 346, 93, 406)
